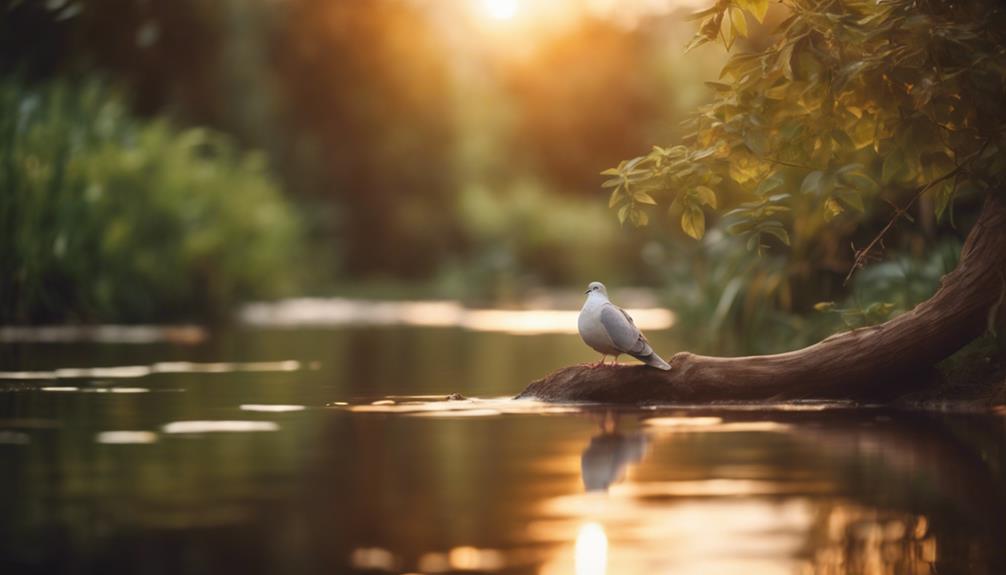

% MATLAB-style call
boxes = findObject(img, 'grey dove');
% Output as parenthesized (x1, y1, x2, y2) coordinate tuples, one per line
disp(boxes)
(577, 281, 671, 370)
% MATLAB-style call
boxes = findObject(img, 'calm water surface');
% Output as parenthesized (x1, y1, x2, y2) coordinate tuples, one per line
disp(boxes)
(1, 326, 1005, 574)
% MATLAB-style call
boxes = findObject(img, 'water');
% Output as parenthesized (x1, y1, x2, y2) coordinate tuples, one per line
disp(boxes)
(1, 326, 1005, 574)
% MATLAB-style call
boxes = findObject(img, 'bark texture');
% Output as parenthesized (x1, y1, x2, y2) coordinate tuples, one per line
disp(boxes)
(517, 197, 1006, 403)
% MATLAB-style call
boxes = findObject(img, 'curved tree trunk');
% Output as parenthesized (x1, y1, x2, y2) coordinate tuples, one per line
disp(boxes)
(517, 197, 1006, 403)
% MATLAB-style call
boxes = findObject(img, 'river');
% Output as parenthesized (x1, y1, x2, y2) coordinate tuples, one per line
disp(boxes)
(1, 323, 1004, 574)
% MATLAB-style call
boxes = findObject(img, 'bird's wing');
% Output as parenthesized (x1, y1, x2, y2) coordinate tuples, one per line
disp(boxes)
(600, 304, 646, 354)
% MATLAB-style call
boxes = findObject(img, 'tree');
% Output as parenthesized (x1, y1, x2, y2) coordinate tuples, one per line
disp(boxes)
(521, 0, 1006, 402)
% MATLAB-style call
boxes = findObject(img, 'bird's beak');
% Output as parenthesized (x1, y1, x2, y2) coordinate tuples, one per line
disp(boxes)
(584, 289, 590, 294)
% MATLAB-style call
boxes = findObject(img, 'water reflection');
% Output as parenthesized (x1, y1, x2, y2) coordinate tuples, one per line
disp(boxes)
(0, 360, 302, 381)
(240, 297, 672, 334)
(580, 414, 648, 492)
(534, 409, 1006, 575)
(574, 522, 608, 575)
(2, 327, 1005, 575)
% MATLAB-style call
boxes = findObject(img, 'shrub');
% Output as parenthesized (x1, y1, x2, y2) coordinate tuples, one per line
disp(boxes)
(0, 79, 301, 323)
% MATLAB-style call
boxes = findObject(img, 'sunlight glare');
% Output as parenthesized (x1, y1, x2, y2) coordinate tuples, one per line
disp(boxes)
(575, 522, 608, 575)
(483, 0, 518, 21)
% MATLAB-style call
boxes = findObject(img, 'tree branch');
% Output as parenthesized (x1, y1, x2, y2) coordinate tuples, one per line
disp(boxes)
(843, 140, 990, 286)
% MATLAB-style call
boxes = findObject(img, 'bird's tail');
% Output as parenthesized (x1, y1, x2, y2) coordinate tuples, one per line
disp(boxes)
(633, 351, 671, 370)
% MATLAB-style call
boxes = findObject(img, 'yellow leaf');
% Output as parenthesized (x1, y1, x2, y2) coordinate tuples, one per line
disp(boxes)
(849, 116, 876, 150)
(728, 151, 768, 184)
(730, 7, 748, 38)
(609, 189, 622, 208)
(720, 10, 735, 49)
(681, 205, 706, 239)
(823, 197, 844, 221)
(694, 186, 717, 208)
(749, 0, 769, 23)
(634, 210, 650, 227)
(633, 190, 657, 205)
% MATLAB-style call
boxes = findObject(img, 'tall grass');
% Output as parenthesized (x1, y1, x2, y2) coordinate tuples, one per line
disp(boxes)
(0, 79, 301, 323)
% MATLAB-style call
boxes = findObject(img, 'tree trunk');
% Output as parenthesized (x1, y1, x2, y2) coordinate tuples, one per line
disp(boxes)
(517, 197, 1006, 404)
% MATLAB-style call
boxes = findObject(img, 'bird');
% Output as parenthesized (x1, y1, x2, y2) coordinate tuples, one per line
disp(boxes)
(577, 281, 671, 370)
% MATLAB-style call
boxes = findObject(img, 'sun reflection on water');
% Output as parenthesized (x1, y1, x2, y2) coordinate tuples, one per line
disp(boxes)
(575, 522, 608, 575)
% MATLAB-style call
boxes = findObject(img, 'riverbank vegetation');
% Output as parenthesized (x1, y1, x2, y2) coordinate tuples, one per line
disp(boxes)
(0, 79, 300, 323)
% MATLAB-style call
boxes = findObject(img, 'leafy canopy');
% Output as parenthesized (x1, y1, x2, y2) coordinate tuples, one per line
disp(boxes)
(605, 0, 1006, 255)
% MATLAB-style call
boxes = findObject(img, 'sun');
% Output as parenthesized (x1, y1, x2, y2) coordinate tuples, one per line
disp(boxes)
(483, 0, 519, 21)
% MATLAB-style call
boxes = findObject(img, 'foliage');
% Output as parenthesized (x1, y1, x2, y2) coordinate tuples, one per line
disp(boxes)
(605, 0, 1006, 340)
(607, 0, 1006, 242)
(654, 230, 816, 354)
(662, 234, 962, 354)
(438, 181, 648, 302)
(815, 239, 961, 327)
(0, 79, 301, 323)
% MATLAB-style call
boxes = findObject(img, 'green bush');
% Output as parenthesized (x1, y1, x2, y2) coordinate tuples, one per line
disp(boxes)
(0, 79, 301, 323)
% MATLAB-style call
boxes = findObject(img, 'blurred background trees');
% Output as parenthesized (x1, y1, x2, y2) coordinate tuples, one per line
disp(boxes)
(5, 0, 999, 358)
(1, 0, 721, 323)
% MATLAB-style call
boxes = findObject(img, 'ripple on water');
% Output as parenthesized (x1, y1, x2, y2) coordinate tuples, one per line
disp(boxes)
(642, 417, 792, 433)
(239, 404, 306, 413)
(161, 420, 280, 434)
(96, 431, 159, 444)
(39, 386, 153, 394)
(0, 360, 302, 382)
(341, 397, 581, 417)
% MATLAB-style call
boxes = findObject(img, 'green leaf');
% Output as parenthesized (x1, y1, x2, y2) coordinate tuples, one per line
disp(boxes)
(755, 173, 785, 196)
(727, 220, 757, 235)
(759, 225, 790, 246)
(933, 180, 955, 222)
(834, 188, 865, 212)
(618, 204, 630, 225)
(813, 301, 836, 312)
(693, 185, 717, 208)
(839, 171, 878, 194)
(601, 178, 621, 189)
(800, 171, 825, 196)
(600, 168, 620, 176)
(881, 148, 908, 184)
(633, 190, 657, 205)
(681, 205, 705, 239)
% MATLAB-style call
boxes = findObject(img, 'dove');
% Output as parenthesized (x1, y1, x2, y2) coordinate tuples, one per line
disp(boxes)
(577, 281, 671, 370)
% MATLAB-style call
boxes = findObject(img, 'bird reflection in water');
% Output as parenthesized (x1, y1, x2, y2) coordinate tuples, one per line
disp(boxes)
(580, 412, 648, 492)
